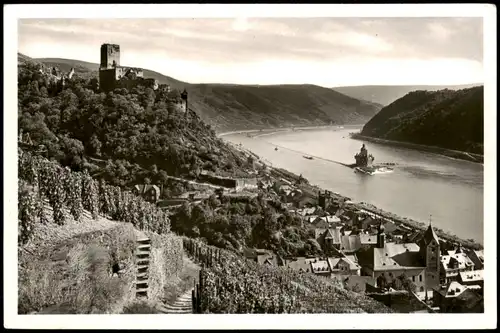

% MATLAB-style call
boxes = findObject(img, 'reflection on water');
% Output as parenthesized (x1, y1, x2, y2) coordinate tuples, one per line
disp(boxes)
(224, 127, 484, 243)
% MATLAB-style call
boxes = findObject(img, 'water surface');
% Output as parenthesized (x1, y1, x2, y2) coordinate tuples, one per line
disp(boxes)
(224, 127, 484, 243)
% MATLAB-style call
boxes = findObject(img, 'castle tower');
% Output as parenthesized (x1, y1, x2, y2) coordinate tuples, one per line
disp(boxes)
(419, 223, 441, 290)
(100, 44, 120, 69)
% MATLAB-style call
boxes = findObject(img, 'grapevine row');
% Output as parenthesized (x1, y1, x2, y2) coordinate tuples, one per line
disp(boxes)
(18, 148, 171, 244)
(183, 238, 392, 314)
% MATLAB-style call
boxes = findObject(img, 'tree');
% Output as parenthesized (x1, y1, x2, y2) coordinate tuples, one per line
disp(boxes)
(158, 170, 169, 187)
(90, 134, 102, 157)
(398, 273, 416, 293)
(376, 274, 388, 290)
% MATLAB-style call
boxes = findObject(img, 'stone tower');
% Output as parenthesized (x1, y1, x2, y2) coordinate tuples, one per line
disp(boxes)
(376, 221, 386, 248)
(100, 44, 120, 69)
(419, 224, 441, 290)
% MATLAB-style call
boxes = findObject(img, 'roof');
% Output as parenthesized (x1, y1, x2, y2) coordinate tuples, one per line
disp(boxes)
(340, 235, 362, 253)
(359, 234, 377, 245)
(473, 250, 484, 262)
(311, 217, 329, 228)
(341, 275, 376, 292)
(357, 242, 424, 271)
(326, 215, 341, 223)
(311, 259, 330, 273)
(308, 215, 319, 223)
(284, 257, 312, 273)
(323, 227, 342, 243)
(382, 221, 398, 234)
(459, 270, 484, 283)
(435, 281, 468, 298)
(441, 252, 475, 272)
(341, 255, 361, 270)
(421, 224, 440, 245)
(406, 230, 423, 243)
(359, 216, 378, 227)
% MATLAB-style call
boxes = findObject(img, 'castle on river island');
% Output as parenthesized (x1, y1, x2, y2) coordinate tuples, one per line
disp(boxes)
(354, 143, 375, 167)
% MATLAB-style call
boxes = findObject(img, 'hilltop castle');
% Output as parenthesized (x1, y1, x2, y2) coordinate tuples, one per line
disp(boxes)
(98, 43, 171, 93)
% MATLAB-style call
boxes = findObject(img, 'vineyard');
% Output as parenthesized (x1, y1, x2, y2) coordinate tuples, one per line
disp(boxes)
(18, 148, 171, 245)
(183, 238, 393, 314)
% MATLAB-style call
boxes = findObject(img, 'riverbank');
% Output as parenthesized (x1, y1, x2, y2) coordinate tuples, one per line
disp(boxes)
(217, 124, 364, 138)
(293, 181, 483, 250)
(350, 133, 484, 164)
(220, 127, 483, 249)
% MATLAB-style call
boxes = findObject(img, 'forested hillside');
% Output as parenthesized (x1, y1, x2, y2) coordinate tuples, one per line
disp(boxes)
(27, 54, 382, 132)
(17, 56, 254, 192)
(333, 84, 481, 106)
(360, 87, 484, 154)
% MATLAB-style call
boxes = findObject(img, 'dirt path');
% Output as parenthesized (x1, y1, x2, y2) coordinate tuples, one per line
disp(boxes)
(156, 254, 200, 314)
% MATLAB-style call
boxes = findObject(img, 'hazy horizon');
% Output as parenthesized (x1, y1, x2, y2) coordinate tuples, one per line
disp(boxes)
(18, 17, 484, 87)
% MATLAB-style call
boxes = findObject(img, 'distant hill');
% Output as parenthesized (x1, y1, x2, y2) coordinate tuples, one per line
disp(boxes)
(360, 86, 484, 154)
(332, 84, 482, 106)
(20, 53, 382, 132)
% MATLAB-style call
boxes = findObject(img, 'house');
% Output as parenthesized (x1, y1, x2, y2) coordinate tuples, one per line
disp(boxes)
(318, 190, 334, 210)
(356, 224, 428, 293)
(283, 257, 315, 273)
(310, 216, 330, 229)
(132, 184, 161, 203)
(339, 275, 376, 293)
(315, 227, 342, 251)
(466, 249, 484, 270)
(440, 244, 475, 284)
(339, 234, 362, 254)
(243, 248, 279, 266)
(433, 281, 483, 313)
(310, 259, 331, 277)
(328, 255, 361, 276)
(325, 215, 341, 224)
(299, 207, 317, 216)
(357, 216, 380, 230)
(457, 270, 483, 290)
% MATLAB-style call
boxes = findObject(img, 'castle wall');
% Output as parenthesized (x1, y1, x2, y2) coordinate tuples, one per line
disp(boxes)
(99, 68, 118, 92)
(98, 44, 153, 92)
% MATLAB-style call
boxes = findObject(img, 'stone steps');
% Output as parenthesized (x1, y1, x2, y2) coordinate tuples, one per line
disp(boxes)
(135, 237, 151, 299)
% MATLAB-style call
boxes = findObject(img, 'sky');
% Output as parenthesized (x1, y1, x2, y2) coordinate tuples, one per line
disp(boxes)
(18, 17, 484, 87)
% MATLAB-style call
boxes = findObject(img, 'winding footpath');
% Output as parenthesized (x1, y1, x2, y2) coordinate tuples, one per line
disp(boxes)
(157, 289, 194, 314)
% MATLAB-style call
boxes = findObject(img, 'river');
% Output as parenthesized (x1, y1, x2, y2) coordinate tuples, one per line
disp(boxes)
(223, 127, 484, 244)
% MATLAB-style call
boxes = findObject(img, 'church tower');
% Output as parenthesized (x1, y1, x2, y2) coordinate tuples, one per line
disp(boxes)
(376, 221, 386, 248)
(419, 223, 441, 290)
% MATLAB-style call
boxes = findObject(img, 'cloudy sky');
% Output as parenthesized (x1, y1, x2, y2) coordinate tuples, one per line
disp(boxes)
(18, 17, 483, 87)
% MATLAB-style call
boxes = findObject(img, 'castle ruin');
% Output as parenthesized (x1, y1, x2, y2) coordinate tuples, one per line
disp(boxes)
(98, 43, 170, 93)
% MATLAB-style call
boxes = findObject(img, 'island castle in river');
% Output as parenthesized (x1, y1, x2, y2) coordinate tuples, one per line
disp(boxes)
(354, 144, 375, 167)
